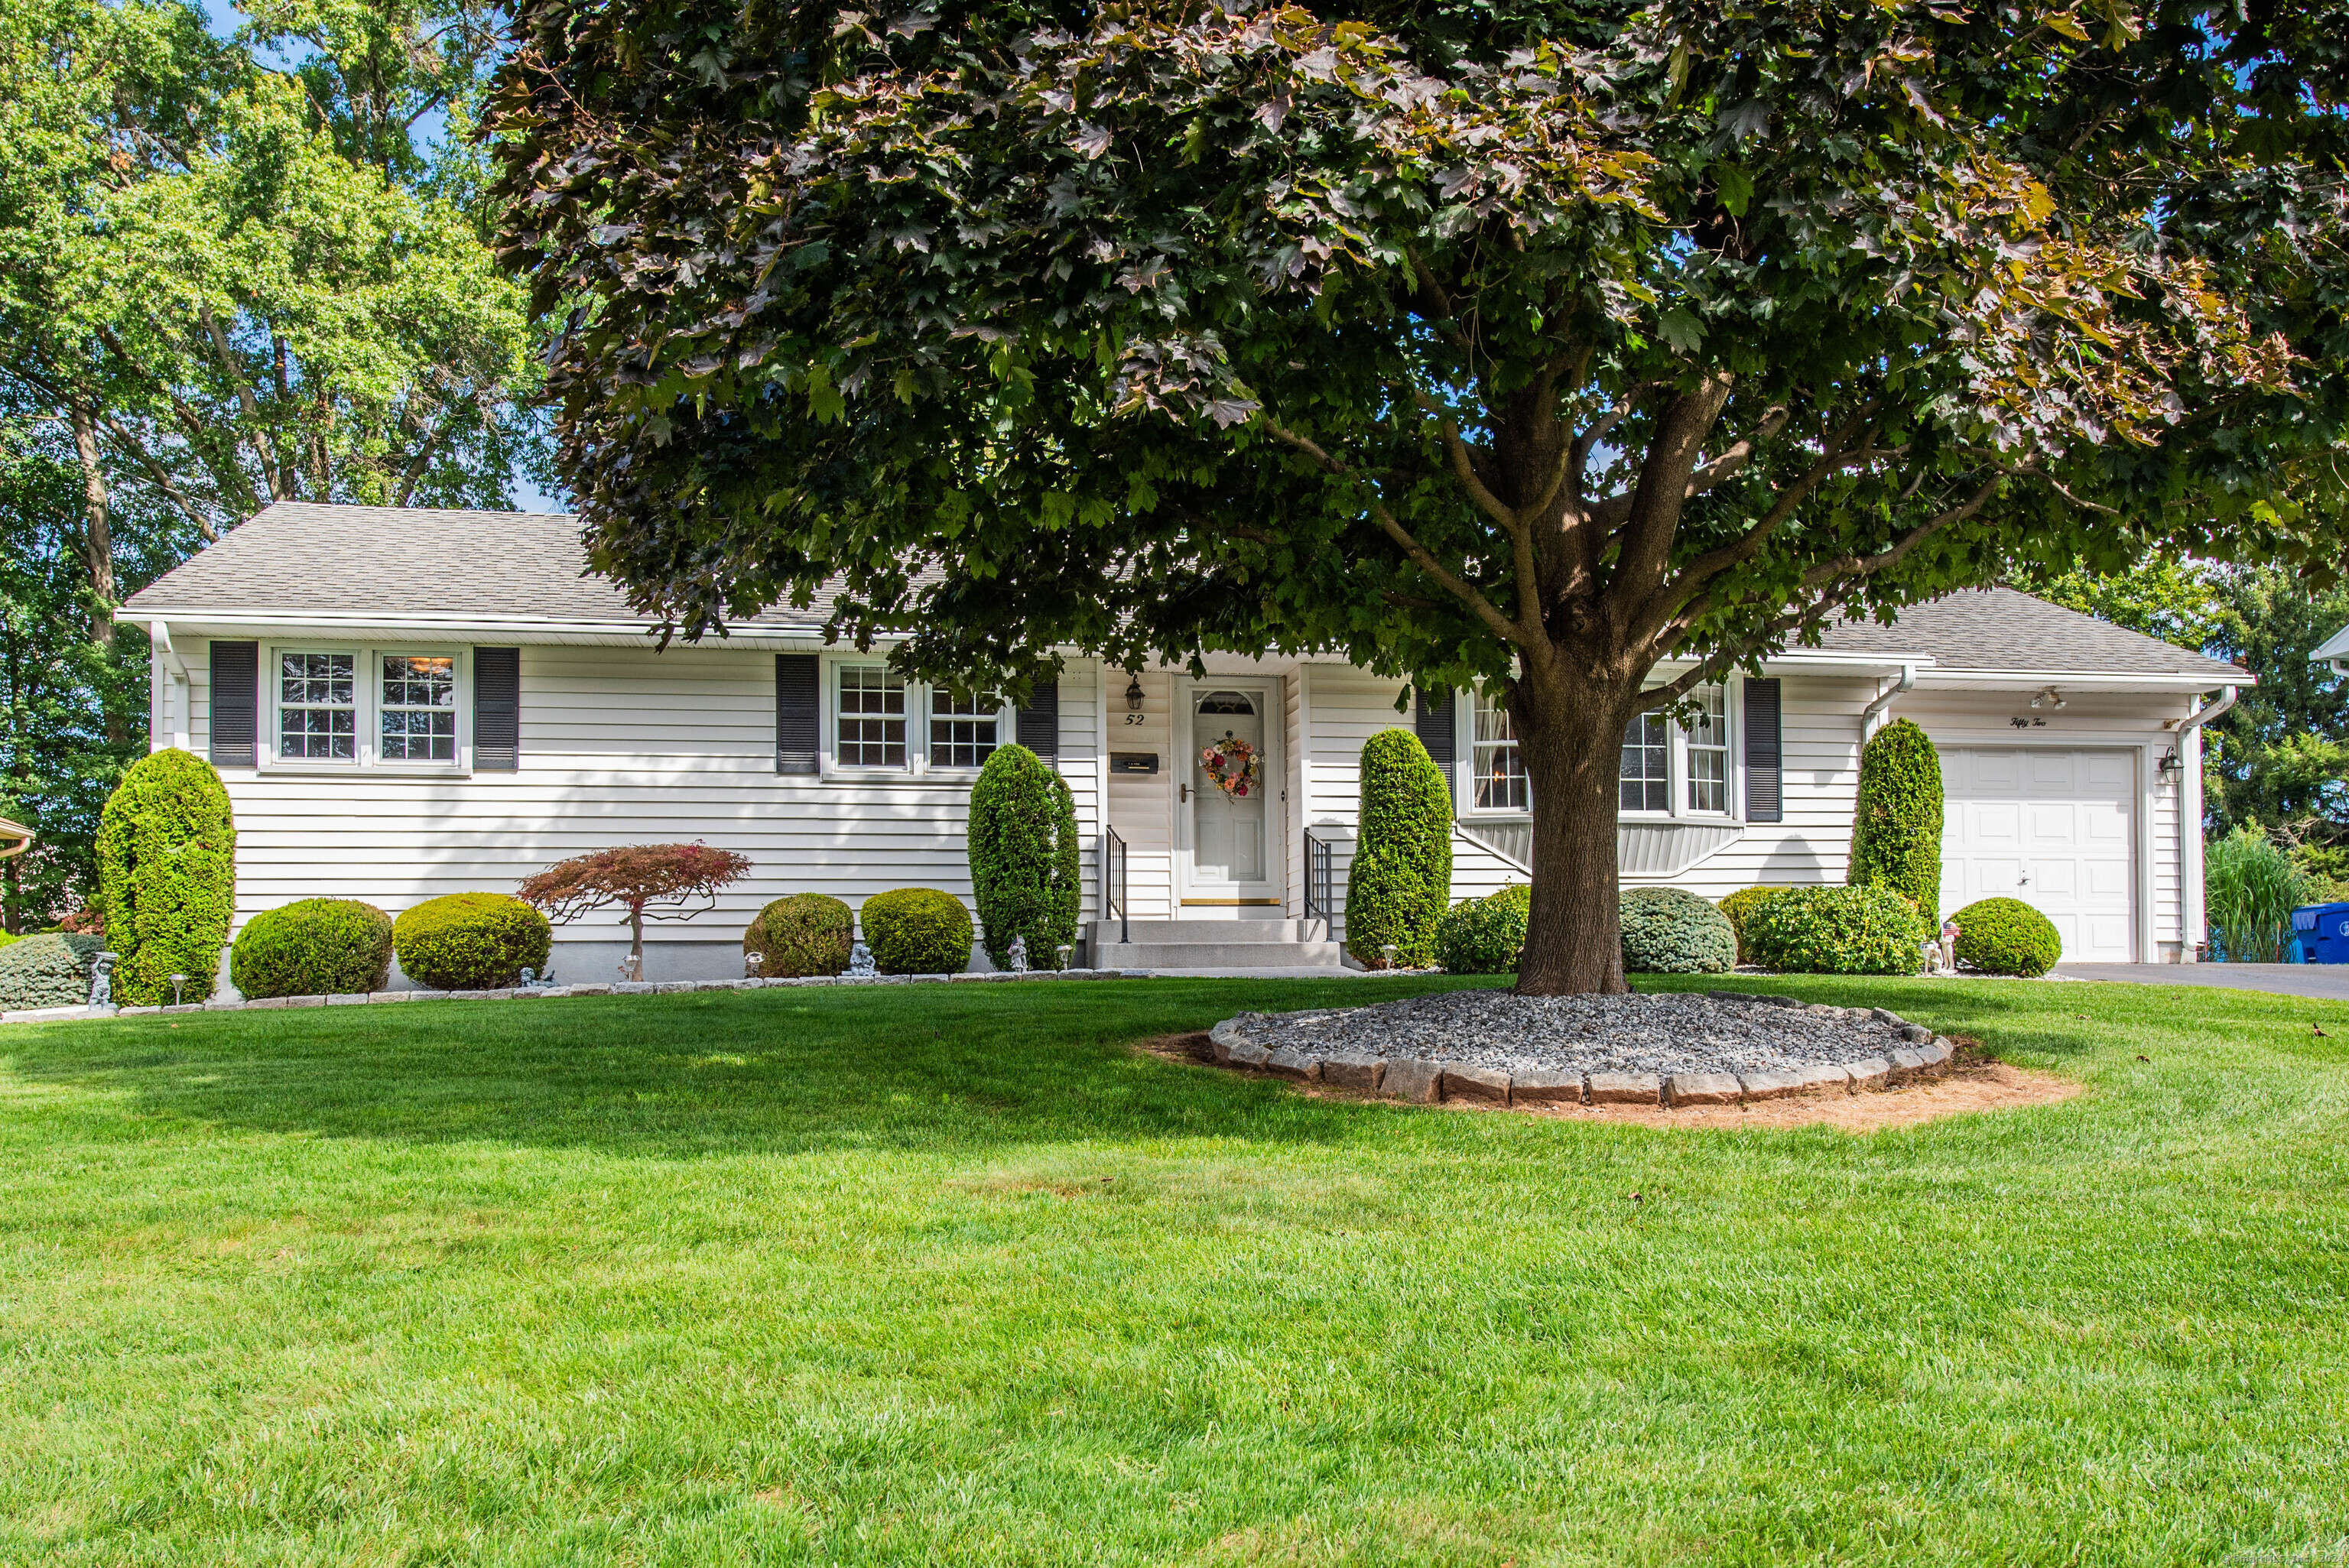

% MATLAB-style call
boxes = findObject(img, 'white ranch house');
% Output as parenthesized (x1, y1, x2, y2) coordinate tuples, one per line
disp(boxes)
(123, 503, 2249, 982)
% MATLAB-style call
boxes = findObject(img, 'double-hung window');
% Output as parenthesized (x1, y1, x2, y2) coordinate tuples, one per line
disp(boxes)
(278, 652, 357, 761)
(830, 661, 1011, 774)
(1470, 689, 1529, 810)
(380, 656, 457, 761)
(1617, 683, 1734, 816)
(929, 690, 1001, 770)
(836, 664, 908, 768)
(1684, 684, 1730, 813)
(1619, 711, 1671, 813)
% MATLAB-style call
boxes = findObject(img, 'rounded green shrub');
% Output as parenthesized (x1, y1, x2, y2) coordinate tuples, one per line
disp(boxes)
(1743, 884, 1928, 976)
(392, 893, 551, 990)
(1717, 886, 1790, 964)
(967, 744, 1080, 969)
(0, 933, 103, 1010)
(96, 748, 236, 1006)
(1620, 886, 1737, 974)
(1434, 885, 1530, 975)
(1344, 727, 1453, 967)
(1848, 719, 1944, 917)
(744, 893, 854, 978)
(860, 888, 973, 974)
(1951, 897, 2062, 977)
(229, 898, 394, 998)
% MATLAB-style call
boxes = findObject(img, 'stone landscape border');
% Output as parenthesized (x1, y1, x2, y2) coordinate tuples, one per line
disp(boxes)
(0, 968, 1155, 1027)
(1207, 989, 1959, 1108)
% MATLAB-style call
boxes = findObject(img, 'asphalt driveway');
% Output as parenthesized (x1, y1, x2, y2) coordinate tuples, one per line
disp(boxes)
(2055, 963, 2349, 1002)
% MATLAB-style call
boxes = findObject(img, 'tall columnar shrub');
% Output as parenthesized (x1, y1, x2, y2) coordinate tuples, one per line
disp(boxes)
(1344, 727, 1452, 967)
(1849, 719, 1945, 917)
(2204, 825, 2310, 963)
(96, 748, 236, 1006)
(967, 743, 1081, 969)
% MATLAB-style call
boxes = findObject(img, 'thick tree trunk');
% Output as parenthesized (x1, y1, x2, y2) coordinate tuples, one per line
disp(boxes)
(68, 403, 115, 648)
(1510, 670, 1640, 995)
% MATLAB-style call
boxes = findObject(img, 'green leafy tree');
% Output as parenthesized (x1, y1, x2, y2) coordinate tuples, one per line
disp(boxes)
(2026, 557, 2227, 652)
(489, 0, 2349, 992)
(2201, 568, 2349, 869)
(1848, 719, 1944, 918)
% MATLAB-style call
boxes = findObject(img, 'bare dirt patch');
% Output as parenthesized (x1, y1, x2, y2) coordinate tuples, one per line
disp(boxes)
(1134, 1032, 2081, 1133)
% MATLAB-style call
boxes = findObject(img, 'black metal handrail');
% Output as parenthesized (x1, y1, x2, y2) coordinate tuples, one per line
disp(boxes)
(1303, 829, 1335, 931)
(1104, 825, 1129, 944)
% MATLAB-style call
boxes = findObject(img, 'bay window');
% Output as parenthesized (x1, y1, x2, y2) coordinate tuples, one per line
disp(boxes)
(1466, 680, 1737, 818)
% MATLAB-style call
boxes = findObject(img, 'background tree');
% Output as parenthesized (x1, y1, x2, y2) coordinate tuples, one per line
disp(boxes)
(490, 0, 2349, 993)
(519, 842, 753, 982)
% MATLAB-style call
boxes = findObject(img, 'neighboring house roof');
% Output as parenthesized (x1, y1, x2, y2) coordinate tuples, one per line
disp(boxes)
(2317, 621, 2349, 673)
(124, 503, 2246, 683)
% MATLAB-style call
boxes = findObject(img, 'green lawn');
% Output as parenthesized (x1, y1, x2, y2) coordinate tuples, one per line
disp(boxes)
(2, 974, 2346, 1566)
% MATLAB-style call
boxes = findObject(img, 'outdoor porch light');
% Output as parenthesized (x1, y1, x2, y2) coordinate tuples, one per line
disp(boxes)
(1125, 674, 1145, 712)
(2158, 747, 2183, 783)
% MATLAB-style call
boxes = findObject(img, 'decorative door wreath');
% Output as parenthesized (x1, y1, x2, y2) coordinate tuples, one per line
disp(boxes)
(1198, 733, 1261, 799)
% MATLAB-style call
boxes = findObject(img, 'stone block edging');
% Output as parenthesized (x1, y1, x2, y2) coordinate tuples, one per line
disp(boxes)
(1208, 1005, 1959, 1111)
(4, 968, 1153, 1027)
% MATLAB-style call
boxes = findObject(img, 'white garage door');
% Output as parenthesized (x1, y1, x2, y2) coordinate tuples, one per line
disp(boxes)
(1937, 747, 2137, 963)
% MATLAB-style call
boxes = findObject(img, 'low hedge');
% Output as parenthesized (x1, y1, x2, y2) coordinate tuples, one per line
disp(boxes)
(1620, 886, 1737, 974)
(860, 888, 973, 974)
(1434, 885, 1531, 975)
(392, 893, 551, 990)
(745, 893, 854, 978)
(229, 898, 395, 998)
(1717, 886, 1789, 964)
(1742, 884, 1928, 976)
(0, 933, 102, 1010)
(1951, 897, 2062, 977)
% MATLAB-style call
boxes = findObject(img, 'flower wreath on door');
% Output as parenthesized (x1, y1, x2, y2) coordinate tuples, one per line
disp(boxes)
(1198, 733, 1261, 799)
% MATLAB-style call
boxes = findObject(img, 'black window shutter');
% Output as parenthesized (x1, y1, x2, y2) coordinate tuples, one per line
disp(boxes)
(473, 647, 521, 771)
(775, 654, 819, 774)
(1015, 679, 1059, 761)
(1744, 677, 1782, 823)
(1415, 686, 1457, 797)
(208, 640, 258, 768)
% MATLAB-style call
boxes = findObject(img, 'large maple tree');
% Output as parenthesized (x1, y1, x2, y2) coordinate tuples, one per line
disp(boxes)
(487, 0, 2348, 993)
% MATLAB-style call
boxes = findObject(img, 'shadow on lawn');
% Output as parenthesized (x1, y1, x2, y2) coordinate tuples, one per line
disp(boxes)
(4, 977, 1502, 1160)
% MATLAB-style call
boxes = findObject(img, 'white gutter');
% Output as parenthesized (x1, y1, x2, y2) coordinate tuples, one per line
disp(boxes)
(1859, 662, 1917, 737)
(148, 619, 190, 681)
(2163, 684, 2238, 732)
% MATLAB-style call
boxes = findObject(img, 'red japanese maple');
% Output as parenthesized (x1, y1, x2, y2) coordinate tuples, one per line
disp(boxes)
(518, 841, 752, 982)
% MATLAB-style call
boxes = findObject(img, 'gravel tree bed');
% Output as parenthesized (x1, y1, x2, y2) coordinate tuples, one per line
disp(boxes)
(1225, 989, 1919, 1076)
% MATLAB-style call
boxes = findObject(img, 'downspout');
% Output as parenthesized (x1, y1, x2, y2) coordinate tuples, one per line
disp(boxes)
(2167, 685, 2239, 963)
(150, 621, 190, 752)
(1860, 663, 1917, 739)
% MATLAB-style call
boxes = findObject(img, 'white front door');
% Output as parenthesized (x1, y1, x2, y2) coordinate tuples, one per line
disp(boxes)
(1181, 684, 1282, 908)
(1938, 746, 2137, 962)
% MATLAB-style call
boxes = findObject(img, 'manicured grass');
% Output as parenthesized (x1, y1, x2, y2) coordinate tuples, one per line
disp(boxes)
(2, 973, 2346, 1565)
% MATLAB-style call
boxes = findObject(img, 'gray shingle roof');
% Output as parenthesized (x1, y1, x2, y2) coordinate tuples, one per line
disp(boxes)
(1816, 585, 2243, 679)
(125, 505, 2246, 680)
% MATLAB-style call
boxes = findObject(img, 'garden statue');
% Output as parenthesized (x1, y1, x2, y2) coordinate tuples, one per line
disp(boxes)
(518, 966, 556, 990)
(744, 951, 762, 979)
(847, 940, 876, 977)
(87, 951, 115, 1011)
(1007, 935, 1028, 974)
(1056, 945, 1073, 972)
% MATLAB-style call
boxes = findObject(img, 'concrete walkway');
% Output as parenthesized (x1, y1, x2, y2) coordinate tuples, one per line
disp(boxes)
(2055, 963, 2349, 1002)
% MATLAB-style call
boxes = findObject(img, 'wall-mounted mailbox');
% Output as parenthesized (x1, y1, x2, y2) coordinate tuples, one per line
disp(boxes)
(1111, 752, 1161, 774)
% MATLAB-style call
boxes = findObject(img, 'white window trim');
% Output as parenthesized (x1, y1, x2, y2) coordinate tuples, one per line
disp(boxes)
(817, 654, 1014, 780)
(1454, 678, 1745, 823)
(259, 642, 472, 776)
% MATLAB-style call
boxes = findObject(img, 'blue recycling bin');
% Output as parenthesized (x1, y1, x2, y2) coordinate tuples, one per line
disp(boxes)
(2291, 902, 2349, 964)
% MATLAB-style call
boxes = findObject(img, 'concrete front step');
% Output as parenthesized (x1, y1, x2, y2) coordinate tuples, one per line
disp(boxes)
(1089, 917, 1327, 946)
(1093, 940, 1350, 970)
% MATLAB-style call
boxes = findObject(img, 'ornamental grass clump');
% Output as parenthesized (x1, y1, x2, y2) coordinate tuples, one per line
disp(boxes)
(1849, 719, 1944, 917)
(2203, 825, 2311, 963)
(1344, 727, 1452, 968)
(229, 898, 395, 998)
(519, 841, 752, 982)
(1743, 884, 1928, 976)
(859, 888, 973, 974)
(1434, 885, 1530, 975)
(1619, 886, 1737, 974)
(392, 894, 551, 990)
(1951, 897, 2062, 977)
(967, 744, 1080, 969)
(743, 893, 854, 978)
(0, 933, 102, 1011)
(96, 748, 236, 1005)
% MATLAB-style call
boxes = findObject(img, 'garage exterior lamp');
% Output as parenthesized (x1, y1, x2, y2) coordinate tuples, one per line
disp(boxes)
(2158, 748, 2184, 784)
(1125, 674, 1145, 713)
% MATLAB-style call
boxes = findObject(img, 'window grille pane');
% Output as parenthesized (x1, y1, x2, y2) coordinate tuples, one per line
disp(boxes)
(1620, 711, 1668, 812)
(1684, 684, 1729, 813)
(930, 690, 999, 770)
(380, 655, 456, 761)
(837, 664, 906, 768)
(1471, 691, 1528, 811)
(278, 651, 356, 760)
